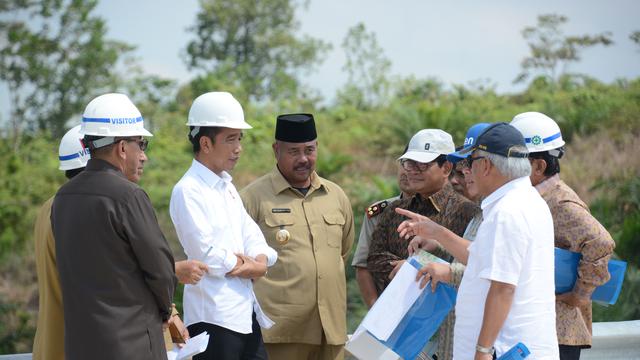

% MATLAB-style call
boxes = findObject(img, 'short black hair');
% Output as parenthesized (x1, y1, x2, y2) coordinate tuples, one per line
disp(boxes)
(435, 154, 448, 167)
(189, 126, 223, 153)
(529, 151, 561, 176)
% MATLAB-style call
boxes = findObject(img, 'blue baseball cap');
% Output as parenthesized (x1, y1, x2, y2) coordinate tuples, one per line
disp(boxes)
(447, 123, 490, 163)
(460, 122, 529, 158)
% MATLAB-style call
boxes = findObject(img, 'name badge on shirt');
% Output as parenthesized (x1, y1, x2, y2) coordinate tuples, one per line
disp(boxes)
(271, 208, 291, 213)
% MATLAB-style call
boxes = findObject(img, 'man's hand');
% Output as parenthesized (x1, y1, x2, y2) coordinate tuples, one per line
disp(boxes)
(407, 235, 440, 255)
(396, 208, 443, 241)
(556, 291, 590, 308)
(389, 260, 406, 280)
(175, 260, 209, 285)
(416, 262, 451, 291)
(227, 254, 268, 279)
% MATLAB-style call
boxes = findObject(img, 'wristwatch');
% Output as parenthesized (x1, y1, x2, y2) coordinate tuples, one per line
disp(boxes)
(476, 344, 495, 355)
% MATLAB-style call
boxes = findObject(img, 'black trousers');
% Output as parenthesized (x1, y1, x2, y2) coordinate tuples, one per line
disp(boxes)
(187, 313, 268, 360)
(559, 345, 582, 360)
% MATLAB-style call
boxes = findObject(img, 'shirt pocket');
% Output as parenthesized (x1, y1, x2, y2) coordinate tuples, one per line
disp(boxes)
(264, 214, 295, 246)
(323, 212, 345, 248)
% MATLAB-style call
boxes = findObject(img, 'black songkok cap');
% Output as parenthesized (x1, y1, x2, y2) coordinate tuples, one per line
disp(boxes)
(275, 113, 317, 143)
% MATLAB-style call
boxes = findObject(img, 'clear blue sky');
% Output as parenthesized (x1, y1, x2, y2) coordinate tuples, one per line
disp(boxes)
(95, 0, 640, 97)
(1, 0, 639, 119)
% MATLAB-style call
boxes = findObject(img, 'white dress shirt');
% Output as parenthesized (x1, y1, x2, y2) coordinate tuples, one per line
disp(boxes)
(454, 176, 559, 359)
(170, 159, 277, 334)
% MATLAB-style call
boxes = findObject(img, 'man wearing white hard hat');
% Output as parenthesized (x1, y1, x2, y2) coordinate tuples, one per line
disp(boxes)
(170, 92, 277, 360)
(51, 93, 177, 360)
(367, 129, 479, 293)
(511, 112, 615, 360)
(32, 125, 89, 360)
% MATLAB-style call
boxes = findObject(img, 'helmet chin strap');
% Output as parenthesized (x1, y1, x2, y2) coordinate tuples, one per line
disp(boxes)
(190, 126, 201, 138)
(89, 136, 115, 149)
(548, 147, 564, 159)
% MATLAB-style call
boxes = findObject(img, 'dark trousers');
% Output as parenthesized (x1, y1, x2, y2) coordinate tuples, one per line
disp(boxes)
(187, 313, 268, 360)
(559, 345, 582, 360)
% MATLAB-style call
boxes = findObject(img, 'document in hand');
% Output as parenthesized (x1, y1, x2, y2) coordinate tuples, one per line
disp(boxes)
(347, 255, 456, 360)
(166, 331, 210, 360)
(554, 247, 627, 305)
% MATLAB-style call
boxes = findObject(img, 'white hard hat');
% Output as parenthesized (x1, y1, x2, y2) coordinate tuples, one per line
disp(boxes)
(510, 112, 565, 153)
(398, 129, 455, 163)
(187, 92, 251, 137)
(59, 125, 90, 170)
(80, 93, 153, 138)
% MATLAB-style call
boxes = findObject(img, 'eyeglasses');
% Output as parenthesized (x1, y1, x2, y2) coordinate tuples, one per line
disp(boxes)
(400, 159, 437, 172)
(124, 138, 148, 151)
(464, 155, 485, 168)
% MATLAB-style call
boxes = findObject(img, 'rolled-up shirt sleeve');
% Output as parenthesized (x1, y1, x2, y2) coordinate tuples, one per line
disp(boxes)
(170, 184, 238, 276)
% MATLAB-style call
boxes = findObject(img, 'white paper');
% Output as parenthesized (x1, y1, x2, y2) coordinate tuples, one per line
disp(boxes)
(345, 327, 400, 360)
(360, 261, 424, 340)
(166, 331, 210, 360)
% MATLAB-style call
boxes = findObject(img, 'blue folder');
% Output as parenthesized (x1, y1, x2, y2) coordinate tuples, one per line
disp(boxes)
(376, 258, 457, 360)
(554, 247, 627, 305)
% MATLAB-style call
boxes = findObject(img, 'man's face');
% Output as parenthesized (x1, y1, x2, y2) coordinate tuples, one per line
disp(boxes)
(449, 161, 466, 196)
(464, 150, 489, 197)
(122, 136, 148, 183)
(397, 164, 412, 195)
(401, 158, 451, 197)
(459, 160, 481, 202)
(207, 128, 243, 174)
(274, 140, 318, 187)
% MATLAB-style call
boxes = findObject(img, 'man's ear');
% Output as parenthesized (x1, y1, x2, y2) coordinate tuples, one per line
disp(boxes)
(442, 161, 453, 177)
(532, 158, 548, 176)
(116, 139, 127, 159)
(199, 135, 211, 154)
(481, 158, 492, 177)
(272, 142, 278, 158)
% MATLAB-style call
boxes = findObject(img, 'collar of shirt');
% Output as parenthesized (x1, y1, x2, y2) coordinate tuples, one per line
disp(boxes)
(412, 182, 455, 213)
(190, 159, 232, 190)
(481, 176, 532, 210)
(534, 173, 560, 196)
(269, 166, 327, 196)
(86, 158, 127, 179)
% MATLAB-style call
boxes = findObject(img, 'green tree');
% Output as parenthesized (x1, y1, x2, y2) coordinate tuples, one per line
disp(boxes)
(515, 14, 613, 84)
(339, 22, 391, 109)
(0, 0, 132, 147)
(184, 0, 330, 102)
(631, 30, 640, 48)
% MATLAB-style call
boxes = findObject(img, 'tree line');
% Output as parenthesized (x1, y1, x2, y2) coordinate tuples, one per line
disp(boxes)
(0, 0, 639, 353)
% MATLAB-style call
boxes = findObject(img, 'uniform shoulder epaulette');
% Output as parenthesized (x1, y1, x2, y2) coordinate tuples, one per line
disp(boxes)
(365, 200, 389, 219)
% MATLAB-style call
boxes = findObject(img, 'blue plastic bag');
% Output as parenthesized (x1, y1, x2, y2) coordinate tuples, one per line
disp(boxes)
(554, 247, 627, 305)
(497, 342, 530, 359)
(378, 258, 457, 360)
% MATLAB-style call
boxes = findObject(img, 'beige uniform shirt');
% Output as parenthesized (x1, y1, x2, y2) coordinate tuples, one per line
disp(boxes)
(33, 196, 64, 360)
(241, 167, 354, 345)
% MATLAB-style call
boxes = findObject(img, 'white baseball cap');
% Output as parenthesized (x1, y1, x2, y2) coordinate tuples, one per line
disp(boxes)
(398, 129, 455, 163)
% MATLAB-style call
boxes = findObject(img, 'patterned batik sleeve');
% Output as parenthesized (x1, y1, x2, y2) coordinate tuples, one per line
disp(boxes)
(558, 200, 616, 299)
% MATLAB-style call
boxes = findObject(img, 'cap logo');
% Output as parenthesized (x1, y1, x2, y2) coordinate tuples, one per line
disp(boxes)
(464, 137, 474, 146)
(424, 143, 430, 150)
(531, 135, 542, 145)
